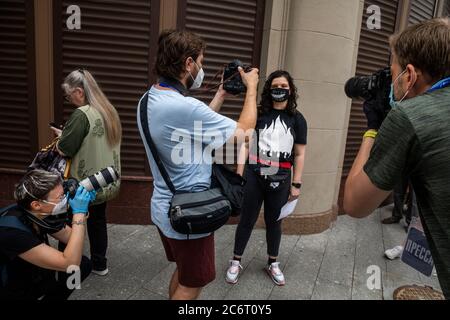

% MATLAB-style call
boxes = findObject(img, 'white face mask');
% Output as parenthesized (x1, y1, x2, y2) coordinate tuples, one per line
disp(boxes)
(389, 69, 409, 108)
(22, 184, 68, 216)
(188, 61, 204, 90)
(41, 196, 68, 216)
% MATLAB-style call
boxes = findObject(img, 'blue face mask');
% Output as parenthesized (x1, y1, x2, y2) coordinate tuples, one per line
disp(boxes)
(389, 83, 396, 109)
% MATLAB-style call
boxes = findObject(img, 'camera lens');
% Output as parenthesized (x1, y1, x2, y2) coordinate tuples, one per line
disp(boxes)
(344, 76, 373, 100)
(63, 178, 79, 199)
(79, 166, 120, 192)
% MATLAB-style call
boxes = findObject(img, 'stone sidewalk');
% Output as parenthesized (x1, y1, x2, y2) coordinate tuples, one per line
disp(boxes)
(68, 205, 441, 300)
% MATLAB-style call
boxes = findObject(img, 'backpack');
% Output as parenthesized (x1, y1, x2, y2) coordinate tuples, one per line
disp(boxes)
(0, 205, 32, 287)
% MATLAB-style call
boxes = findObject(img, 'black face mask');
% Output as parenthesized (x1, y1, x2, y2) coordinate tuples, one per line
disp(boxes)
(270, 88, 290, 102)
(24, 209, 69, 233)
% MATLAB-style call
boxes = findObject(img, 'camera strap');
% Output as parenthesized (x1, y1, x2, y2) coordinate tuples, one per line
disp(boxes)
(200, 64, 252, 94)
(138, 91, 177, 195)
(201, 67, 225, 93)
(159, 64, 252, 95)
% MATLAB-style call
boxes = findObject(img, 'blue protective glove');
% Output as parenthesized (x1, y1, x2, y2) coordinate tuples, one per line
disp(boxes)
(68, 186, 96, 214)
(89, 189, 97, 202)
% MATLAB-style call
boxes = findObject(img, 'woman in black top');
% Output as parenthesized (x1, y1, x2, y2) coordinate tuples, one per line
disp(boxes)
(226, 70, 307, 286)
(0, 170, 94, 299)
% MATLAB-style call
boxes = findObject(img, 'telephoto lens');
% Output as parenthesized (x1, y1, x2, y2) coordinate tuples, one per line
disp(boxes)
(79, 167, 120, 192)
(64, 166, 120, 198)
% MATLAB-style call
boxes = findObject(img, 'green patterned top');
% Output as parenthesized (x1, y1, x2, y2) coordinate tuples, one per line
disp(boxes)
(58, 109, 90, 157)
(365, 86, 450, 298)
(59, 105, 121, 205)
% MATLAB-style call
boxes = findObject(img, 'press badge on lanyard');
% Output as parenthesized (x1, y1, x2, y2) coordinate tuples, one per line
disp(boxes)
(401, 216, 434, 276)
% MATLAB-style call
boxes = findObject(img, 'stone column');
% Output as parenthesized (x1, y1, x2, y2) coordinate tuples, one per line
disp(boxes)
(281, 0, 364, 234)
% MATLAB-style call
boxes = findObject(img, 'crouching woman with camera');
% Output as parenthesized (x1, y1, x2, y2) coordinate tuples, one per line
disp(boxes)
(0, 170, 96, 300)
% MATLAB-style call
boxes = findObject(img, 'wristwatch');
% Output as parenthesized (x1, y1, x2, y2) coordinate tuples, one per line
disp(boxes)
(292, 182, 302, 189)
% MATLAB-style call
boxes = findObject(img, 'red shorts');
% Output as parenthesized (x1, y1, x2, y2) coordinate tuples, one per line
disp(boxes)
(157, 228, 216, 288)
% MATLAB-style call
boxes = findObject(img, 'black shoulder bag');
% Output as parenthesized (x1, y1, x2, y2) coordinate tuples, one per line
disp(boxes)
(139, 91, 233, 235)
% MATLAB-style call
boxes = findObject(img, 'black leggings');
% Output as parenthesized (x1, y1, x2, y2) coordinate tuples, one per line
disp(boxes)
(392, 179, 413, 225)
(233, 166, 291, 258)
(87, 202, 108, 270)
(59, 202, 108, 270)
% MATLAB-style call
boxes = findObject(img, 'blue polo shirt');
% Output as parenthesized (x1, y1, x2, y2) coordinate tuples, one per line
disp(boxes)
(137, 86, 237, 240)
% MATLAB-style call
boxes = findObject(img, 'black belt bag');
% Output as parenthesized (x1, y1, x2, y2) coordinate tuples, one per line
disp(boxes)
(253, 165, 291, 183)
(139, 90, 232, 235)
(169, 188, 231, 234)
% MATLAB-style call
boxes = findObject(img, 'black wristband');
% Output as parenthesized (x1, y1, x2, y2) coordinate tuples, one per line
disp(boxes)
(292, 182, 302, 189)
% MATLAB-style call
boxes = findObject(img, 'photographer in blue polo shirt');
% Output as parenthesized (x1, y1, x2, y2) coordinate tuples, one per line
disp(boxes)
(138, 30, 259, 300)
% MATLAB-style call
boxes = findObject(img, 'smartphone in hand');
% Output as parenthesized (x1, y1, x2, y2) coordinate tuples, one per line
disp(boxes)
(49, 122, 63, 129)
(49, 122, 63, 138)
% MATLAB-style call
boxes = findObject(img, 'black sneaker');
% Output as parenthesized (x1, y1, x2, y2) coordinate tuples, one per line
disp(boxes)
(382, 216, 401, 224)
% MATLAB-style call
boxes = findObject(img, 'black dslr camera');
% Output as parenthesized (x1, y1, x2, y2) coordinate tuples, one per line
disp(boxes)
(344, 67, 392, 116)
(223, 59, 252, 95)
(63, 166, 120, 199)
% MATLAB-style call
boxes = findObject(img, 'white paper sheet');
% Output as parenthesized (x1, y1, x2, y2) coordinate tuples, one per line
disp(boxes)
(277, 199, 299, 221)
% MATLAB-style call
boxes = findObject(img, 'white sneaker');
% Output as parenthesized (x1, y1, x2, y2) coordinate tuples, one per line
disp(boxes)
(385, 246, 404, 260)
(226, 260, 243, 284)
(266, 262, 285, 286)
(92, 268, 109, 276)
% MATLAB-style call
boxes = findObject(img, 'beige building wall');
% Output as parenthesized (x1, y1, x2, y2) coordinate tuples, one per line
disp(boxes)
(259, 0, 364, 234)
